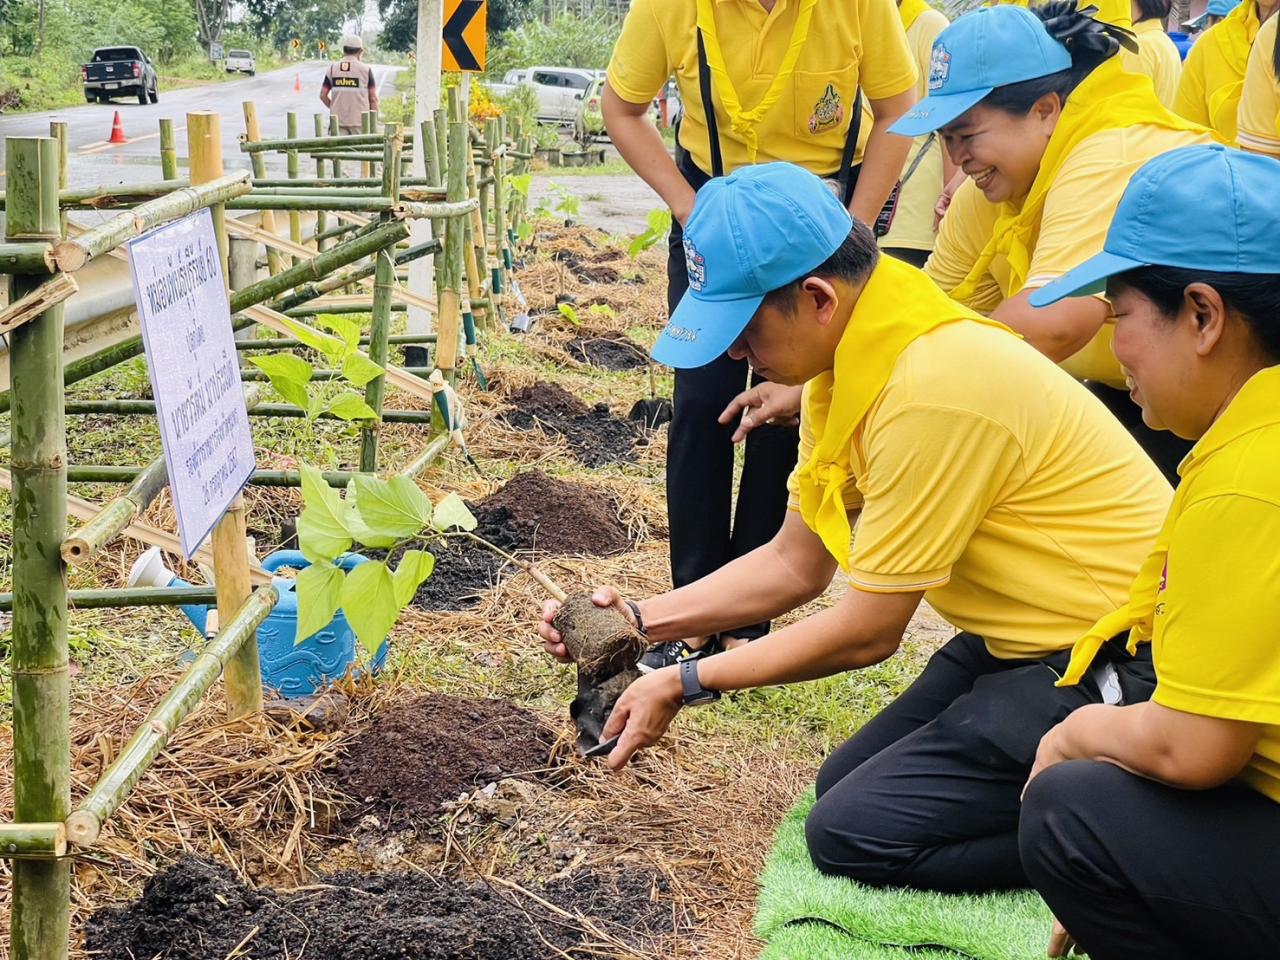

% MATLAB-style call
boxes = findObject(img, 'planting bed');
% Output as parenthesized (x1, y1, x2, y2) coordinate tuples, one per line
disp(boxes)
(502, 381, 642, 467)
(566, 332, 649, 370)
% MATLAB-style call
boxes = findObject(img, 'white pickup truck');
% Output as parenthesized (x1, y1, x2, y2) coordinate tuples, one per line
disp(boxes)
(488, 67, 599, 124)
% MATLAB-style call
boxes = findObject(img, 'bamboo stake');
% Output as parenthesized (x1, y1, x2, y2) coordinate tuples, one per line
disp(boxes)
(435, 115, 467, 382)
(392, 199, 479, 219)
(158, 118, 178, 180)
(487, 118, 508, 294)
(0, 586, 219, 612)
(0, 243, 55, 273)
(189, 112, 261, 720)
(328, 115, 343, 180)
(242, 102, 285, 276)
(286, 112, 301, 266)
(397, 432, 451, 478)
(252, 177, 439, 189)
(360, 124, 402, 472)
(64, 399, 432, 423)
(50, 122, 67, 239)
(235, 333, 435, 350)
(63, 465, 367, 488)
(0, 273, 76, 335)
(419, 116, 446, 329)
(63, 587, 280, 848)
(313, 113, 329, 253)
(269, 238, 439, 311)
(7, 134, 70, 960)
(0, 824, 67, 859)
(50, 172, 251, 273)
(283, 302, 407, 316)
(240, 133, 400, 153)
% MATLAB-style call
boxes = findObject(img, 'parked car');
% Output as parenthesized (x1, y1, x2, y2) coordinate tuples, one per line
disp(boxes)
(225, 49, 256, 75)
(575, 77, 681, 142)
(82, 46, 158, 105)
(489, 67, 597, 123)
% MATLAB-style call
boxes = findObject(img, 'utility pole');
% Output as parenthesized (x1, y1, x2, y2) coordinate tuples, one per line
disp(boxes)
(406, 0, 444, 358)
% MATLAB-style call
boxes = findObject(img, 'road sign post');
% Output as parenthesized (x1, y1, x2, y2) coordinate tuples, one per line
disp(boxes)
(408, 0, 446, 351)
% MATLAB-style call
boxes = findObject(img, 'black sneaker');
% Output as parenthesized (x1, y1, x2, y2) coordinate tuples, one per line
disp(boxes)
(636, 638, 717, 674)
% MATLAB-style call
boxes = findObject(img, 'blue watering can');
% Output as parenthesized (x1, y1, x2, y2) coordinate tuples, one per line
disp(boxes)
(129, 547, 389, 697)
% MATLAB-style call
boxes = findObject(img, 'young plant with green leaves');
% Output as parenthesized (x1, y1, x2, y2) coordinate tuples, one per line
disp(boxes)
(248, 313, 384, 423)
(628, 208, 673, 259)
(293, 464, 479, 656)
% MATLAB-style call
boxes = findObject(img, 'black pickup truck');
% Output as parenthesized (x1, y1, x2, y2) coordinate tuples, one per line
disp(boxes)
(82, 47, 159, 105)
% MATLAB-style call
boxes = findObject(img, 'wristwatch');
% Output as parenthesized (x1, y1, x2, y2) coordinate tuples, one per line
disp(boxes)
(680, 658, 721, 706)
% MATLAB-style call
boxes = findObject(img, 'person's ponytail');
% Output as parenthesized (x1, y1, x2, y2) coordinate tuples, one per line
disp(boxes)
(982, 1, 1138, 116)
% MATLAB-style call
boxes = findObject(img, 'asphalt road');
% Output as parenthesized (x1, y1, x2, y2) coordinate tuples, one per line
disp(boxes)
(0, 61, 402, 195)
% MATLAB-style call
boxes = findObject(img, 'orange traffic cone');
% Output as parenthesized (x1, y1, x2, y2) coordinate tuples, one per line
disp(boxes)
(294, 72, 302, 93)
(108, 110, 126, 144)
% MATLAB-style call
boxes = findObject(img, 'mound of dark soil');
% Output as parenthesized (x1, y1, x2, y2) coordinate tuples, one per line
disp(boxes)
(87, 856, 676, 960)
(503, 382, 642, 468)
(474, 471, 630, 556)
(331, 693, 554, 827)
(566, 333, 649, 370)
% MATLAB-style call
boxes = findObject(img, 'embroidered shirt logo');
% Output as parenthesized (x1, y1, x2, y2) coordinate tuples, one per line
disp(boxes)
(808, 83, 845, 134)
(929, 44, 952, 92)
(684, 236, 707, 292)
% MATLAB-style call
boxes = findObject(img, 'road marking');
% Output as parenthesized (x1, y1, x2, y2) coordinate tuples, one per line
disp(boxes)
(78, 125, 184, 155)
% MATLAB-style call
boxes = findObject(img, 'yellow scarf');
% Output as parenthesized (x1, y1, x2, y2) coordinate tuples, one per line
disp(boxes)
(1207, 0, 1262, 138)
(697, 0, 819, 162)
(951, 58, 1210, 304)
(794, 257, 1015, 569)
(899, 0, 931, 31)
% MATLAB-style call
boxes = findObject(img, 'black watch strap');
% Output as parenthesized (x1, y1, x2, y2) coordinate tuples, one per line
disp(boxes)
(680, 658, 721, 706)
(624, 599, 647, 637)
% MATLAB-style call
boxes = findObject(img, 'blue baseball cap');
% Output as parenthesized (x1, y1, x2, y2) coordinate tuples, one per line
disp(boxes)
(889, 6, 1072, 138)
(650, 163, 853, 369)
(1031, 145, 1280, 306)
(1207, 0, 1239, 16)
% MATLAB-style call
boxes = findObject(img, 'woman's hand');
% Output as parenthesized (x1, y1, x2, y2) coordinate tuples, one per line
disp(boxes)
(600, 667, 684, 770)
(719, 382, 803, 443)
(1024, 721, 1074, 798)
(1047, 917, 1078, 957)
(933, 169, 968, 230)
(537, 586, 640, 664)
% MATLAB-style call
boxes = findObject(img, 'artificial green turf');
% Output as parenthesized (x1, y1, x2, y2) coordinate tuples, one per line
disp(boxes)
(754, 789, 1052, 960)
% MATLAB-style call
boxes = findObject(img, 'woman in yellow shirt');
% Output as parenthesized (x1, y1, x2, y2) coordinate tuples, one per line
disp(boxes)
(897, 1, 1213, 483)
(1237, 12, 1280, 152)
(1175, 0, 1275, 142)
(1121, 0, 1183, 105)
(1023, 145, 1280, 960)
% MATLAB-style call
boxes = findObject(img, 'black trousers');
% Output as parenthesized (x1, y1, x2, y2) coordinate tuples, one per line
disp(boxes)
(880, 246, 931, 269)
(664, 157, 800, 641)
(1087, 381, 1191, 486)
(806, 631, 1155, 893)
(1021, 760, 1280, 960)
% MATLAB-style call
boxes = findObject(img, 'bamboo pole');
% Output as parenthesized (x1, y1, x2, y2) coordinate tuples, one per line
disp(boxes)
(420, 116, 445, 333)
(6, 134, 70, 960)
(0, 243, 55, 273)
(0, 586, 220, 612)
(283, 302, 407, 316)
(63, 465, 367, 488)
(328, 115, 343, 180)
(269, 238, 439, 311)
(50, 171, 251, 273)
(488, 117, 508, 293)
(241, 133, 399, 153)
(189, 111, 261, 720)
(235, 333, 435, 350)
(0, 273, 78, 337)
(313, 113, 329, 253)
(63, 587, 280, 848)
(242, 102, 284, 276)
(398, 432, 451, 478)
(228, 195, 411, 212)
(360, 123, 402, 472)
(436, 115, 467, 383)
(393, 199, 479, 219)
(227, 219, 407, 313)
(64, 398, 432, 423)
(50, 122, 67, 239)
(286, 112, 302, 266)
(158, 118, 179, 180)
(0, 824, 66, 859)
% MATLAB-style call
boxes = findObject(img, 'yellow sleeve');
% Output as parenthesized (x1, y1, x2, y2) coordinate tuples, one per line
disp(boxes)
(1174, 39, 1211, 126)
(1153, 495, 1280, 725)
(925, 179, 1003, 312)
(606, 0, 673, 105)
(1025, 132, 1121, 289)
(857, 0, 919, 100)
(1238, 17, 1280, 156)
(847, 401, 1024, 592)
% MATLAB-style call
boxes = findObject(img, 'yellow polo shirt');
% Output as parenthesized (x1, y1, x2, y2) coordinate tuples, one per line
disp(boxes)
(878, 4, 950, 253)
(1121, 18, 1184, 107)
(1150, 365, 1280, 803)
(1174, 0, 1262, 143)
(606, 0, 917, 175)
(925, 123, 1212, 387)
(1237, 15, 1280, 155)
(786, 319, 1171, 660)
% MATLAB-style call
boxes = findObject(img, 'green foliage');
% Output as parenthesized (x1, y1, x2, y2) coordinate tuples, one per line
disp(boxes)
(485, 12, 619, 80)
(493, 83, 538, 132)
(241, 0, 363, 50)
(587, 303, 616, 319)
(295, 464, 478, 654)
(557, 302, 581, 326)
(628, 208, 673, 258)
(248, 314, 384, 424)
(377, 0, 534, 53)
(508, 173, 532, 199)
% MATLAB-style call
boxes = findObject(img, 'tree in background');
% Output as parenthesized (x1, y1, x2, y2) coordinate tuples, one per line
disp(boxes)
(377, 0, 535, 52)
(193, 0, 229, 51)
(483, 12, 618, 77)
(242, 0, 364, 51)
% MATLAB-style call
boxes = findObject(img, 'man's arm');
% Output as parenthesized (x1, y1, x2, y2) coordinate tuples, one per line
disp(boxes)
(1030, 701, 1261, 790)
(992, 290, 1110, 362)
(603, 84, 697, 224)
(320, 76, 332, 108)
(367, 70, 379, 112)
(849, 88, 916, 225)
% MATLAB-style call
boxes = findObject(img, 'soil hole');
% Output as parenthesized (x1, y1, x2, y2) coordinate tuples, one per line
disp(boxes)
(565, 332, 649, 370)
(502, 382, 642, 467)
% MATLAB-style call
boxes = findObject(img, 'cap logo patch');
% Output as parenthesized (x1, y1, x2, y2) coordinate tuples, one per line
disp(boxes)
(665, 325, 699, 343)
(929, 44, 952, 92)
(683, 236, 707, 292)
(808, 83, 845, 134)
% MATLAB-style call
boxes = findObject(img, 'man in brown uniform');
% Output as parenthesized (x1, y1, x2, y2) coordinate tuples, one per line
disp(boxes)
(320, 33, 378, 135)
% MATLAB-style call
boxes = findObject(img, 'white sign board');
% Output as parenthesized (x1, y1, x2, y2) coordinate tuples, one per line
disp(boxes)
(129, 209, 255, 559)
(209, 42, 224, 61)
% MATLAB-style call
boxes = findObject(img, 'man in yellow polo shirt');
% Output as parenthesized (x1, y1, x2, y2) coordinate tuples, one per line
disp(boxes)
(1238, 13, 1280, 153)
(604, 0, 918, 671)
(1122, 0, 1183, 106)
(537, 164, 1170, 892)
